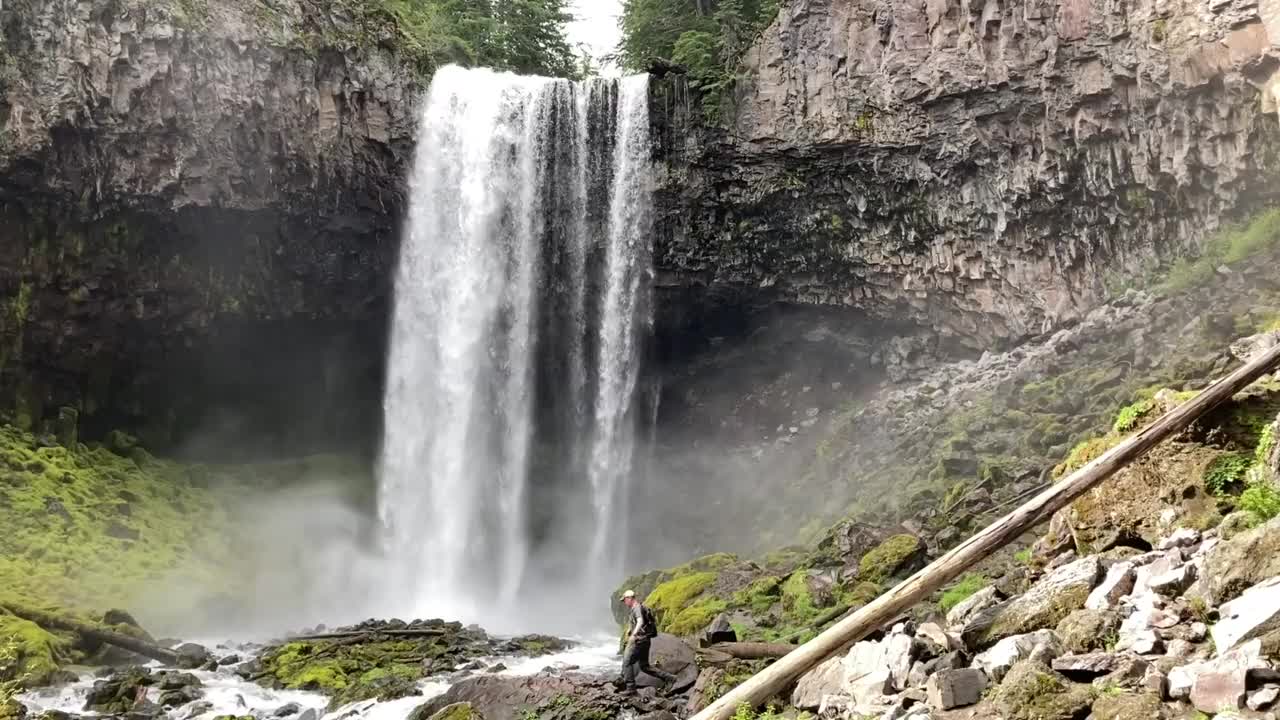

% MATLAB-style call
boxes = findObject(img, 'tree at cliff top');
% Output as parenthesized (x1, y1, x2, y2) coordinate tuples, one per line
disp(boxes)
(384, 0, 580, 77)
(616, 0, 777, 113)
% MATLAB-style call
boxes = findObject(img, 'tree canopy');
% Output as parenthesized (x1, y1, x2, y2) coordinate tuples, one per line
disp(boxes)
(615, 0, 778, 115)
(380, 0, 580, 78)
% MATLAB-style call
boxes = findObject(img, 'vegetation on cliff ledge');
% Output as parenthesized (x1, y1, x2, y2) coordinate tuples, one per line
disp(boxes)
(617, 0, 779, 115)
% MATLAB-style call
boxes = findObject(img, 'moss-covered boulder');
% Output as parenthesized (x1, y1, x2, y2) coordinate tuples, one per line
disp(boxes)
(1197, 515, 1280, 604)
(0, 613, 73, 687)
(857, 534, 924, 584)
(977, 557, 1100, 646)
(1055, 609, 1120, 654)
(993, 660, 1094, 720)
(84, 667, 155, 714)
(1090, 691, 1168, 720)
(612, 553, 738, 627)
(418, 702, 483, 720)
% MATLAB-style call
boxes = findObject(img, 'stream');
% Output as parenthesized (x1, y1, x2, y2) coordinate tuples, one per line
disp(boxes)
(18, 636, 621, 720)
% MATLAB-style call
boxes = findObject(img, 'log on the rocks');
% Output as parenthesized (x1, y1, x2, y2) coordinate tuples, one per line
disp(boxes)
(691, 342, 1280, 720)
(701, 642, 796, 661)
(0, 602, 179, 666)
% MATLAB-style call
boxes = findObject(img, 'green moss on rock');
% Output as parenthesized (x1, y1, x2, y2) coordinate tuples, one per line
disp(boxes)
(994, 660, 1094, 720)
(0, 615, 68, 687)
(858, 534, 923, 584)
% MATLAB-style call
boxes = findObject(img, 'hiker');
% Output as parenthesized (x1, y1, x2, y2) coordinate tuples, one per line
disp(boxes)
(619, 589, 677, 693)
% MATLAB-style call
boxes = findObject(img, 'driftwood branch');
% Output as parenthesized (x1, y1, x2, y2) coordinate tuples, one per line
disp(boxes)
(0, 602, 179, 666)
(692, 343, 1280, 720)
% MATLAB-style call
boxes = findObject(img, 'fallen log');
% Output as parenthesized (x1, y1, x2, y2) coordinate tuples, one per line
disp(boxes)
(703, 642, 796, 660)
(0, 602, 179, 666)
(692, 342, 1280, 720)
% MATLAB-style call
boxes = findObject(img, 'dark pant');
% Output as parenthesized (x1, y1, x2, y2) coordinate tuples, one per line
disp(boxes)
(622, 637, 676, 688)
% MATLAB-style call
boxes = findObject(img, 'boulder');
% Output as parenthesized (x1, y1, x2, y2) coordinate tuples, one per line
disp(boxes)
(408, 674, 626, 720)
(647, 634, 696, 678)
(885, 629, 915, 691)
(1167, 639, 1267, 710)
(992, 660, 1093, 720)
(792, 656, 843, 710)
(1157, 528, 1202, 551)
(1050, 652, 1125, 678)
(1089, 691, 1168, 720)
(1148, 563, 1196, 596)
(1191, 666, 1248, 713)
(1197, 516, 1280, 604)
(925, 668, 986, 711)
(1055, 609, 1120, 654)
(1212, 575, 1280, 654)
(970, 557, 1100, 646)
(973, 630, 1062, 683)
(1085, 562, 1135, 611)
(173, 644, 212, 670)
(945, 585, 1000, 629)
(1248, 685, 1280, 711)
(1229, 330, 1280, 363)
(915, 623, 957, 655)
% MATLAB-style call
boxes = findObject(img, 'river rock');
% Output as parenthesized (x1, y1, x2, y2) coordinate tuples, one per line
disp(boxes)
(1149, 563, 1196, 597)
(409, 674, 625, 720)
(1051, 652, 1124, 677)
(925, 669, 986, 710)
(1212, 575, 1280, 654)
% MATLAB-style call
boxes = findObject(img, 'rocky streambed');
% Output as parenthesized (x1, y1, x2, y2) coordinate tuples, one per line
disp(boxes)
(6, 619, 687, 720)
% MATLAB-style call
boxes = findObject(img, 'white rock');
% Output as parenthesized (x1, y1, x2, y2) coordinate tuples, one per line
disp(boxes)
(885, 630, 915, 691)
(1213, 576, 1280, 654)
(1249, 685, 1280, 711)
(793, 655, 845, 710)
(1086, 561, 1136, 611)
(925, 668, 987, 710)
(946, 585, 1000, 629)
(1165, 639, 1194, 659)
(1170, 639, 1266, 705)
(1158, 528, 1202, 550)
(916, 623, 957, 653)
(973, 629, 1061, 683)
(1149, 563, 1196, 596)
(848, 668, 894, 707)
(1190, 622, 1208, 642)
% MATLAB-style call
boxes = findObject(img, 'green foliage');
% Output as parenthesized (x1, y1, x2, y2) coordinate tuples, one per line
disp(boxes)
(1054, 436, 1119, 478)
(1112, 399, 1153, 434)
(1204, 453, 1250, 496)
(617, 0, 778, 117)
(1158, 208, 1280, 294)
(1240, 484, 1280, 521)
(1014, 548, 1034, 565)
(731, 576, 782, 615)
(939, 574, 988, 613)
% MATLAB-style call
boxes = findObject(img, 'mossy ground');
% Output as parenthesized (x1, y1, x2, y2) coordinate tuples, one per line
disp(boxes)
(0, 424, 236, 616)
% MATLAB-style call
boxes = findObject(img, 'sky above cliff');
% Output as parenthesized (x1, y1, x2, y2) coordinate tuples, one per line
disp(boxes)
(568, 0, 621, 75)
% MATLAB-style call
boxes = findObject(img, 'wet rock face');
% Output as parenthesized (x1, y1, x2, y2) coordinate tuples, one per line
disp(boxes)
(657, 0, 1280, 347)
(0, 0, 406, 452)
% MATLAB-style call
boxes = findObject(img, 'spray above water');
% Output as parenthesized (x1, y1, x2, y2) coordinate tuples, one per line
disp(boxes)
(377, 66, 653, 634)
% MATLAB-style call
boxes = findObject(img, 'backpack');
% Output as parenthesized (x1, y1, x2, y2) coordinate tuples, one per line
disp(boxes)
(640, 605, 660, 639)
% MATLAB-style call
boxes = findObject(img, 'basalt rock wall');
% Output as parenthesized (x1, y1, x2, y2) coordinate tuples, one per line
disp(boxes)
(656, 0, 1280, 348)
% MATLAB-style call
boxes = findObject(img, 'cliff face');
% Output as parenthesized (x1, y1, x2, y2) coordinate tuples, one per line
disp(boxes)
(3, 0, 1280, 451)
(656, 0, 1280, 347)
(0, 0, 418, 454)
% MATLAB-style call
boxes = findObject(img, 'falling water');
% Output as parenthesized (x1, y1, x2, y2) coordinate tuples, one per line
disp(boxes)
(377, 66, 653, 633)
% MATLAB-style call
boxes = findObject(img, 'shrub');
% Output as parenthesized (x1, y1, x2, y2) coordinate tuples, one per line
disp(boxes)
(939, 574, 988, 613)
(1240, 484, 1280, 521)
(1204, 453, 1251, 496)
(1112, 400, 1154, 434)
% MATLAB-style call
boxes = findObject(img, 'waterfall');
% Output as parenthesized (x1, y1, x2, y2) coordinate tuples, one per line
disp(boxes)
(377, 66, 653, 633)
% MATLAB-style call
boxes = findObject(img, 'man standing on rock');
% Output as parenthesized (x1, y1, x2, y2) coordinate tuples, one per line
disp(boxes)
(619, 589, 676, 693)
